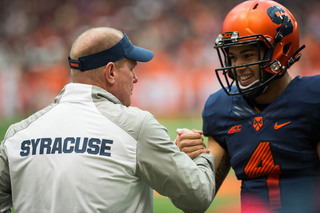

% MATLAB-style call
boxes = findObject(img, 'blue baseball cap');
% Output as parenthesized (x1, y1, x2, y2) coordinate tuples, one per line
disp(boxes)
(68, 32, 153, 71)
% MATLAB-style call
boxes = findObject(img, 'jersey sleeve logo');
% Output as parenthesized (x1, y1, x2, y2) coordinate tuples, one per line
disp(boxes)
(228, 125, 242, 134)
(274, 121, 291, 130)
(253, 116, 263, 131)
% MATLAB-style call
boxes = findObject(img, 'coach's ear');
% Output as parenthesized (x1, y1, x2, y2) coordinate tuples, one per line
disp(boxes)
(104, 62, 116, 85)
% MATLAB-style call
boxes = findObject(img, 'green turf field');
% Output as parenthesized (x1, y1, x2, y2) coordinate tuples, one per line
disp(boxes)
(0, 116, 240, 213)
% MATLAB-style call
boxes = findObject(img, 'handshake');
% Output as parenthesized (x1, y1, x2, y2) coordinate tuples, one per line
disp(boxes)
(174, 128, 210, 159)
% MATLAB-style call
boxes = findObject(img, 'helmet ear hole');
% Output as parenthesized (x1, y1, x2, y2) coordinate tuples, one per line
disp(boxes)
(283, 42, 292, 55)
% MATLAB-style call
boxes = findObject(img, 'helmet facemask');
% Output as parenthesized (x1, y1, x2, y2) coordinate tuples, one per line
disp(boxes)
(213, 0, 305, 99)
(215, 32, 282, 99)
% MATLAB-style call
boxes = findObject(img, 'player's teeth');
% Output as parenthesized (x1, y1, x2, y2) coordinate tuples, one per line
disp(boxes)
(240, 74, 252, 80)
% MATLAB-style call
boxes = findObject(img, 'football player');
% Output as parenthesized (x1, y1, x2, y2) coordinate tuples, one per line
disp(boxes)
(177, 0, 320, 212)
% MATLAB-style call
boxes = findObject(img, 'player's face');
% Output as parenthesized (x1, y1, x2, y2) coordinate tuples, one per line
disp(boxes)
(114, 58, 138, 107)
(228, 45, 263, 87)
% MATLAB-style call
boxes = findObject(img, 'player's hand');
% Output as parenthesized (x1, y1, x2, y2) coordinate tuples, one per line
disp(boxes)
(175, 128, 209, 159)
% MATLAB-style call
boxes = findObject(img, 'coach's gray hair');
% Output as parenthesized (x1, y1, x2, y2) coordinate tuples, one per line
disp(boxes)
(70, 27, 123, 60)
(69, 27, 127, 84)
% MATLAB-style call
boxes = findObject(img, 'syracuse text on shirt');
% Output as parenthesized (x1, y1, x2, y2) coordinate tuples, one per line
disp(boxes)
(20, 137, 113, 157)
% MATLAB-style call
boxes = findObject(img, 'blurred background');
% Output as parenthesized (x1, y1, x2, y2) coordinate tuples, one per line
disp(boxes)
(0, 0, 319, 212)
(0, 0, 319, 120)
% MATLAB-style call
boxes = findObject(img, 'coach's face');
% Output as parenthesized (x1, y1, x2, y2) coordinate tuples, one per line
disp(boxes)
(113, 58, 138, 107)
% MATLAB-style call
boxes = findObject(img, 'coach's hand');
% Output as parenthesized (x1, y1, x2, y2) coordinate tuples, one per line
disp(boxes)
(175, 128, 209, 159)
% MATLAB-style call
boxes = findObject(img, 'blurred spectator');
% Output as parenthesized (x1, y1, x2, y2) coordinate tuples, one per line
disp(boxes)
(0, 0, 319, 119)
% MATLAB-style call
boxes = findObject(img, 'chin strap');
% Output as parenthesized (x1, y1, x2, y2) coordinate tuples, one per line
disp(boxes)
(275, 44, 305, 79)
(285, 44, 306, 70)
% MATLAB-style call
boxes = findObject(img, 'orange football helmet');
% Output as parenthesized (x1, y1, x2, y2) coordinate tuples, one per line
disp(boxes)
(214, 0, 305, 98)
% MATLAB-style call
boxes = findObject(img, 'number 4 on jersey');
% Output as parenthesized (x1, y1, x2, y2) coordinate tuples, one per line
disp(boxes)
(244, 142, 281, 209)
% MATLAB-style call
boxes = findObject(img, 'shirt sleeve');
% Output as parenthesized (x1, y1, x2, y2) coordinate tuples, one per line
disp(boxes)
(135, 113, 215, 213)
(0, 140, 13, 213)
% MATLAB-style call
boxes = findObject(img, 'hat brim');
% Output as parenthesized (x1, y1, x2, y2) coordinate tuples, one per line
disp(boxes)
(126, 46, 154, 62)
